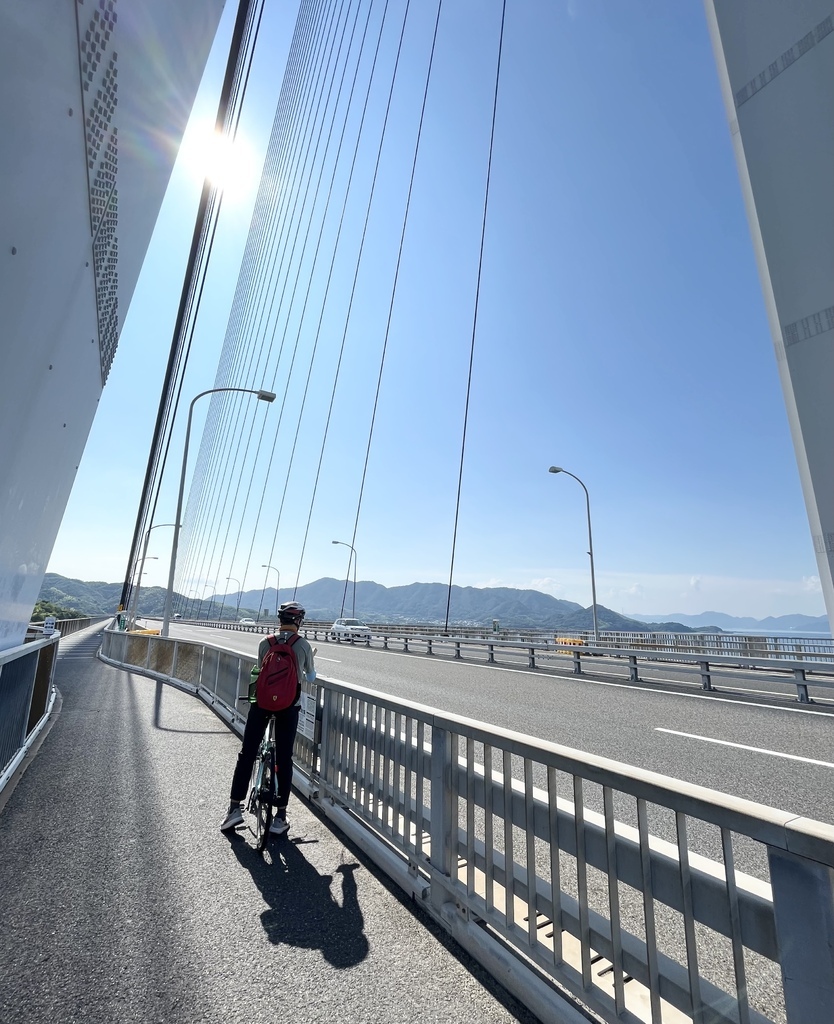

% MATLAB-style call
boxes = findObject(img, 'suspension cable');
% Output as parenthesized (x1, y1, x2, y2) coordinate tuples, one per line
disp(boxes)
(443, 0, 507, 632)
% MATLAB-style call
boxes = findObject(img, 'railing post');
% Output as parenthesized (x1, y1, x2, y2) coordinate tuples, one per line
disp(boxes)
(699, 661, 713, 690)
(528, 646, 535, 669)
(794, 667, 810, 703)
(454, 641, 461, 659)
(404, 637, 410, 653)
(383, 634, 389, 650)
(768, 846, 834, 1024)
(628, 655, 639, 682)
(427, 638, 433, 656)
(572, 649, 582, 675)
(429, 725, 454, 905)
(488, 643, 495, 664)
(319, 687, 335, 790)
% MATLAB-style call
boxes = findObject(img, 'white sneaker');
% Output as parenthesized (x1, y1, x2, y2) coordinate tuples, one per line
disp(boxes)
(270, 816, 289, 835)
(220, 804, 244, 831)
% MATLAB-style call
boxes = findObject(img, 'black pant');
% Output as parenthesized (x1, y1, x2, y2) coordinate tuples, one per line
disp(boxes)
(230, 703, 300, 809)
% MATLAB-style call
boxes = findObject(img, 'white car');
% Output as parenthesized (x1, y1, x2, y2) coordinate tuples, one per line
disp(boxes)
(239, 618, 257, 625)
(330, 617, 371, 640)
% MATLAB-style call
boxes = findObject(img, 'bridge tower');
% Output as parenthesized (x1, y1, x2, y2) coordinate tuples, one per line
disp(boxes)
(0, 0, 224, 649)
(706, 1, 834, 633)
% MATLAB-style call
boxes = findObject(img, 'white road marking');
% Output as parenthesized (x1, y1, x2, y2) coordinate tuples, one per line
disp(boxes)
(655, 728, 834, 768)
(315, 656, 341, 663)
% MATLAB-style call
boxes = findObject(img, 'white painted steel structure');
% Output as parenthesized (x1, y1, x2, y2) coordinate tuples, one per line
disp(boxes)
(0, 0, 224, 651)
(705, 1, 834, 636)
(101, 625, 834, 1024)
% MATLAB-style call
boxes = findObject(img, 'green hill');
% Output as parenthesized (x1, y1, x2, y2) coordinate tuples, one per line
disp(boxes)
(38, 573, 700, 633)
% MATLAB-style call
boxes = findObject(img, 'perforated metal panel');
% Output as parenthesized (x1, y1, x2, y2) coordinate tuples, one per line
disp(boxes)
(0, 0, 224, 650)
(78, 0, 120, 383)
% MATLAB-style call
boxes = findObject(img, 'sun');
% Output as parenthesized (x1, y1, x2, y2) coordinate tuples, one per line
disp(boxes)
(180, 120, 258, 202)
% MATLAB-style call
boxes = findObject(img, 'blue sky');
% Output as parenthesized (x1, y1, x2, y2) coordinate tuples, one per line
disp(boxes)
(48, 0, 826, 620)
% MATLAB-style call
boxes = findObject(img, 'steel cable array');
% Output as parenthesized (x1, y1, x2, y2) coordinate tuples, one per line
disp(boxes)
(163, 0, 508, 624)
(120, 0, 270, 611)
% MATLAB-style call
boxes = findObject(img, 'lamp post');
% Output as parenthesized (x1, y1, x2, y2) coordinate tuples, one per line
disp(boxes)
(129, 521, 176, 627)
(131, 559, 155, 585)
(161, 387, 275, 636)
(226, 576, 242, 619)
(548, 466, 600, 645)
(261, 564, 280, 621)
(332, 540, 356, 618)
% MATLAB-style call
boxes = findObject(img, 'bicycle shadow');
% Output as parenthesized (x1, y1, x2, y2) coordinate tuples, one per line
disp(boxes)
(229, 834, 369, 968)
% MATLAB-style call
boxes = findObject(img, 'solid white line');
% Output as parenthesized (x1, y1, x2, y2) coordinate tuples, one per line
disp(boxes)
(655, 728, 834, 768)
(316, 656, 341, 663)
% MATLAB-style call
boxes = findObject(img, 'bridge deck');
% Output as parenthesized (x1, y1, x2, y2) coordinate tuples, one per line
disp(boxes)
(0, 624, 537, 1024)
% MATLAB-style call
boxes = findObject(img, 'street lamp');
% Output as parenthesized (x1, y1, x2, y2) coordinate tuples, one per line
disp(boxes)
(129, 521, 176, 627)
(332, 540, 356, 618)
(548, 466, 600, 645)
(161, 386, 275, 636)
(226, 576, 242, 619)
(261, 564, 280, 620)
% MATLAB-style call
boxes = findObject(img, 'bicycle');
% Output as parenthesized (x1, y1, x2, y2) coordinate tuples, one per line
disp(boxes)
(237, 698, 279, 854)
(238, 645, 315, 854)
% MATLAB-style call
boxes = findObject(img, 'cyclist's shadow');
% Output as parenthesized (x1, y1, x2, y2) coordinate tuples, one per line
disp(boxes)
(230, 836, 369, 968)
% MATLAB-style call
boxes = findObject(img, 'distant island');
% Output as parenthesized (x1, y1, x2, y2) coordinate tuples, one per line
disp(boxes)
(629, 610, 830, 635)
(36, 572, 829, 635)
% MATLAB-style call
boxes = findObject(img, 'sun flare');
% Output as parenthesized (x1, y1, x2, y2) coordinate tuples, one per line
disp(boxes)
(181, 121, 258, 202)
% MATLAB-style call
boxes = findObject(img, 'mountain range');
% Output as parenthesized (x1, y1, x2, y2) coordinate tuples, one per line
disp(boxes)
(37, 573, 829, 635)
(629, 610, 830, 634)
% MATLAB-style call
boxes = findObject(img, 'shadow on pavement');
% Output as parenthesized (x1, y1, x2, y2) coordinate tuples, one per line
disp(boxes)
(152, 680, 228, 734)
(229, 834, 369, 968)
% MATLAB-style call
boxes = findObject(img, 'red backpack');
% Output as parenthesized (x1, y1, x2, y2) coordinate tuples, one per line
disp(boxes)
(256, 633, 301, 711)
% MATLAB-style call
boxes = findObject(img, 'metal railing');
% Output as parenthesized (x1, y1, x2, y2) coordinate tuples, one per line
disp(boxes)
(0, 632, 60, 791)
(152, 618, 834, 705)
(162, 616, 834, 660)
(27, 616, 95, 634)
(99, 625, 834, 1024)
(299, 627, 834, 705)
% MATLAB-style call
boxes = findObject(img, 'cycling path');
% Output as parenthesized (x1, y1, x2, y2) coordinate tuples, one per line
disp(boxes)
(0, 622, 539, 1024)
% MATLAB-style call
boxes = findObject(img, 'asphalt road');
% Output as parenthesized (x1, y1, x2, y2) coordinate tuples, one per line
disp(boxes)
(0, 623, 539, 1024)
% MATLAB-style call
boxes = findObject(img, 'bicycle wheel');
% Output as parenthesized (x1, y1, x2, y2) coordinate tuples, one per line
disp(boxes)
(253, 751, 274, 854)
(246, 750, 263, 816)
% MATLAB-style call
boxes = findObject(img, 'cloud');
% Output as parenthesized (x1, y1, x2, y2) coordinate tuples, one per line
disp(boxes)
(531, 577, 565, 595)
(803, 575, 822, 592)
(689, 576, 702, 591)
(472, 577, 506, 589)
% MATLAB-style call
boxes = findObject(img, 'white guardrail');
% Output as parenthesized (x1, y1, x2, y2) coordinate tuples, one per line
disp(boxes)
(181, 619, 834, 705)
(100, 625, 834, 1024)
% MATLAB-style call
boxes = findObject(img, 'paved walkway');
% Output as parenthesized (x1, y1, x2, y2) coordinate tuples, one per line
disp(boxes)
(0, 623, 539, 1024)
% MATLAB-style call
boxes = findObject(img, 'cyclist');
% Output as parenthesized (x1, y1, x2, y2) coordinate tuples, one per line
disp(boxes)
(220, 601, 316, 836)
